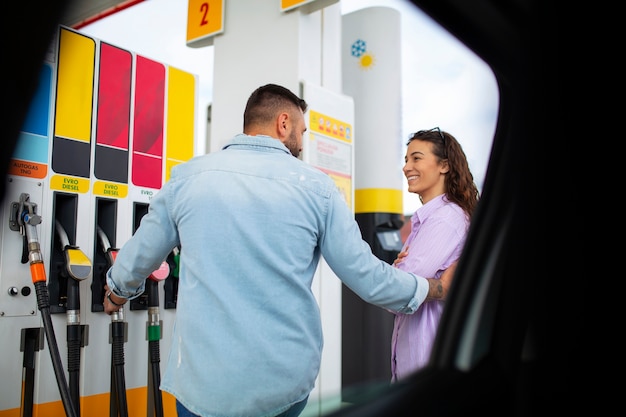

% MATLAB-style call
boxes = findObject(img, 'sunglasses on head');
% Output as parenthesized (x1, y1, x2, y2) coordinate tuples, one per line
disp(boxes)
(412, 127, 446, 157)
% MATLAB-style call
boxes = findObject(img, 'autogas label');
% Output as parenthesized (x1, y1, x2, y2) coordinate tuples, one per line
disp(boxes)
(8, 159, 47, 179)
(50, 175, 90, 193)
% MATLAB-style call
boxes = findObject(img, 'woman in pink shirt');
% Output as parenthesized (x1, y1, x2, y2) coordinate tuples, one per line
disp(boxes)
(391, 127, 479, 382)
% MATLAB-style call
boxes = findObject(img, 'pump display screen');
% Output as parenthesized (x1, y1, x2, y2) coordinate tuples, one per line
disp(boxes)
(376, 230, 403, 251)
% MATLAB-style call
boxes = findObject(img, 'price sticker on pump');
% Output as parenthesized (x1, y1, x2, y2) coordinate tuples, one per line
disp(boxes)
(186, 0, 224, 48)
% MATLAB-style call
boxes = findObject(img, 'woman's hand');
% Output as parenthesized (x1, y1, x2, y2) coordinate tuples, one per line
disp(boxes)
(393, 250, 408, 267)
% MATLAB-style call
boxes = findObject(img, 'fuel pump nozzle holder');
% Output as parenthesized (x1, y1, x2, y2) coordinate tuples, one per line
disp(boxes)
(10, 193, 41, 264)
(11, 193, 79, 417)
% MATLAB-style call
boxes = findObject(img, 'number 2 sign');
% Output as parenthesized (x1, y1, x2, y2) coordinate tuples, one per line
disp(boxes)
(186, 0, 224, 48)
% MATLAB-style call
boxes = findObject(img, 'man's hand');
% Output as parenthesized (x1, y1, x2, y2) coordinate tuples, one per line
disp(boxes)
(425, 261, 458, 301)
(103, 285, 126, 315)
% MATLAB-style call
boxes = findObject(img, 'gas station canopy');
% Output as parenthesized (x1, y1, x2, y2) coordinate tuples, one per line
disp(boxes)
(61, 0, 145, 29)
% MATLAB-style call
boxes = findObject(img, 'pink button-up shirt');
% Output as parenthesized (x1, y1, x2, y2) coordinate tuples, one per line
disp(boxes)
(391, 194, 469, 381)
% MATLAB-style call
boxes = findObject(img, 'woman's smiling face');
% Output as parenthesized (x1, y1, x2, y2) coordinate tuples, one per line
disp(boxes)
(403, 139, 448, 204)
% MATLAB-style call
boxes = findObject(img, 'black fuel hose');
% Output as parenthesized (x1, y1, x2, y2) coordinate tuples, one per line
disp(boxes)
(147, 278, 164, 417)
(66, 277, 82, 415)
(110, 309, 129, 417)
(35, 281, 78, 417)
(55, 219, 86, 415)
(96, 226, 129, 416)
(21, 202, 78, 417)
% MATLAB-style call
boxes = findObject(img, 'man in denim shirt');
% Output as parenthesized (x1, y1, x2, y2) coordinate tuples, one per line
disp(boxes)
(104, 84, 454, 417)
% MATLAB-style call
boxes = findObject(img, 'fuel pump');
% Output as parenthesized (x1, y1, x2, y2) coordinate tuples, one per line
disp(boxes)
(54, 219, 91, 414)
(12, 193, 79, 417)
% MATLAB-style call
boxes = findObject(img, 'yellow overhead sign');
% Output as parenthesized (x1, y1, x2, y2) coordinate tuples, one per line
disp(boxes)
(186, 0, 224, 48)
(281, 0, 338, 13)
(281, 0, 310, 11)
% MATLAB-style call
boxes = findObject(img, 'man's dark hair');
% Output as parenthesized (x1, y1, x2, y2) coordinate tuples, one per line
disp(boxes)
(243, 84, 308, 130)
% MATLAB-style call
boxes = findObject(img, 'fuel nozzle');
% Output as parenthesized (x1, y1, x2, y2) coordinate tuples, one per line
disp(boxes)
(10, 193, 43, 266)
(146, 261, 168, 417)
(149, 261, 170, 283)
(96, 226, 119, 268)
(147, 261, 169, 314)
(172, 246, 180, 278)
(55, 220, 91, 281)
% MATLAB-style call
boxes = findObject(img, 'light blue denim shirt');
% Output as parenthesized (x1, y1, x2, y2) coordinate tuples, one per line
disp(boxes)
(106, 134, 428, 417)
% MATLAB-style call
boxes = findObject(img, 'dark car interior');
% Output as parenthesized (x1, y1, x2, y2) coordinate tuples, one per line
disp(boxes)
(325, 1, 560, 416)
(2, 1, 559, 416)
